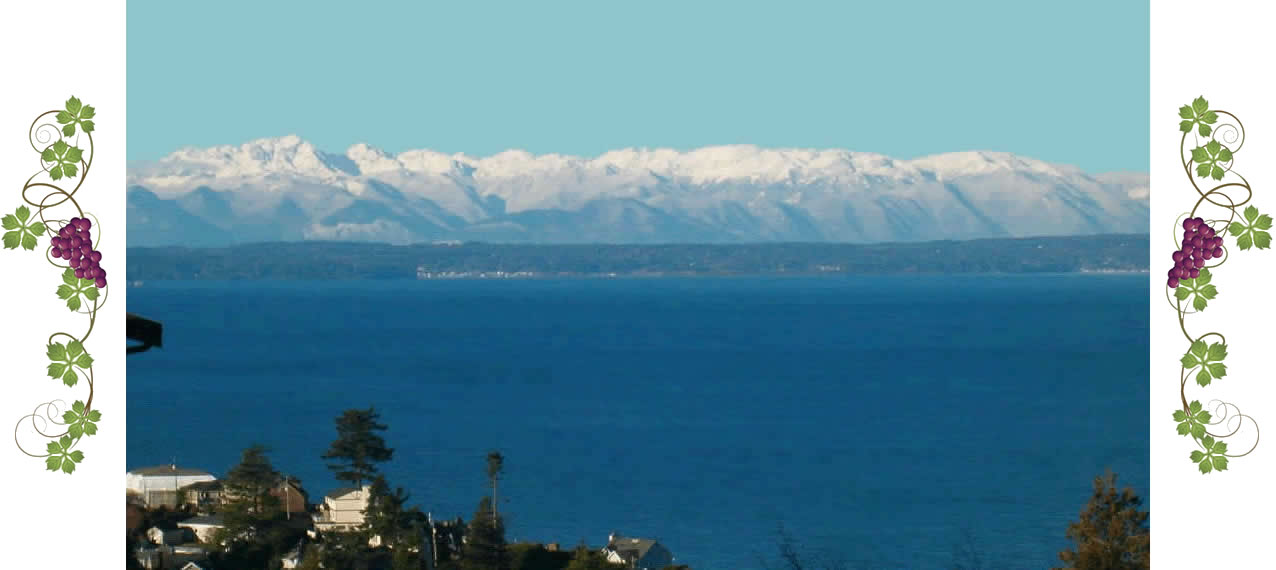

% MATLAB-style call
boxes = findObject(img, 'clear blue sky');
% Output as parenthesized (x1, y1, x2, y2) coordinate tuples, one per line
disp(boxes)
(127, 0, 1148, 172)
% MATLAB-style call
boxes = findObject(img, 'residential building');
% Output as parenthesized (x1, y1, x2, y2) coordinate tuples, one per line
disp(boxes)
(313, 485, 370, 532)
(271, 477, 309, 515)
(601, 533, 675, 570)
(127, 464, 217, 508)
(177, 515, 225, 543)
(178, 480, 223, 512)
(147, 527, 193, 546)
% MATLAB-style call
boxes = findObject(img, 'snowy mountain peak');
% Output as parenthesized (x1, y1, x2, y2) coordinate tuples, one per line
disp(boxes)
(128, 136, 1148, 247)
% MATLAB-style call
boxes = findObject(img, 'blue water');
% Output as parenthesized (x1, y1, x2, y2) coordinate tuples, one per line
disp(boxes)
(127, 275, 1149, 569)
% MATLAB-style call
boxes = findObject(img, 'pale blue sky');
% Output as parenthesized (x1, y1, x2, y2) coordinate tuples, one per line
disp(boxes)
(128, 0, 1148, 172)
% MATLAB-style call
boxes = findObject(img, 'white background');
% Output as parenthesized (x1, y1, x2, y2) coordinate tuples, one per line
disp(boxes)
(1, 1, 1274, 566)
(0, 0, 126, 565)
(1151, 0, 1275, 566)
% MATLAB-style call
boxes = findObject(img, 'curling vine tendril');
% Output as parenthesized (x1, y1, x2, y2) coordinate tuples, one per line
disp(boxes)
(6, 96, 110, 474)
(1165, 96, 1263, 474)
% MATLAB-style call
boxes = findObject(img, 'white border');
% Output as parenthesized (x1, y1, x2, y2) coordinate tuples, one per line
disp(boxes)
(0, 1, 126, 565)
(1152, 0, 1276, 565)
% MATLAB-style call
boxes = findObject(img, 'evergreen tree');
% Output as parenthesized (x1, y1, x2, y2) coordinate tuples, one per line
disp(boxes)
(364, 475, 428, 544)
(1055, 470, 1149, 570)
(463, 496, 509, 570)
(487, 451, 504, 516)
(224, 444, 282, 517)
(322, 407, 394, 489)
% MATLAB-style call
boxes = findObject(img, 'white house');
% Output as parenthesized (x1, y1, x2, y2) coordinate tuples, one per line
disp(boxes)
(602, 533, 675, 570)
(127, 464, 217, 508)
(280, 546, 304, 569)
(177, 515, 225, 543)
(146, 526, 192, 546)
(313, 485, 370, 532)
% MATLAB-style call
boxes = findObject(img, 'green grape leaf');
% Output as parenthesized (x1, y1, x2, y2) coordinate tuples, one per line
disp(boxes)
(1, 205, 46, 251)
(1176, 268, 1216, 312)
(61, 401, 100, 439)
(56, 271, 98, 313)
(1193, 96, 1209, 115)
(45, 434, 83, 475)
(1237, 232, 1254, 250)
(1179, 97, 1219, 138)
(1213, 455, 1229, 471)
(1187, 433, 1230, 474)
(46, 341, 92, 386)
(1190, 140, 1233, 181)
(1174, 401, 1213, 439)
(56, 96, 97, 137)
(1185, 341, 1228, 385)
(1199, 457, 1213, 473)
(1230, 205, 1272, 251)
(1256, 232, 1272, 249)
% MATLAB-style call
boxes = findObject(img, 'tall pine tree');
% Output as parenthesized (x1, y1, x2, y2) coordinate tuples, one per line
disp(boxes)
(486, 451, 504, 516)
(463, 496, 509, 570)
(1055, 470, 1149, 570)
(224, 444, 283, 519)
(322, 407, 394, 489)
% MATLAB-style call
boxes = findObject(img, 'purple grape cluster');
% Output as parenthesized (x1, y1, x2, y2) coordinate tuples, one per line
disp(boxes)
(1168, 216, 1223, 288)
(49, 217, 107, 288)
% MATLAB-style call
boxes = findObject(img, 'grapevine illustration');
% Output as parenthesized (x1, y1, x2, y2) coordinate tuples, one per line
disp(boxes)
(1166, 96, 1262, 474)
(7, 97, 109, 474)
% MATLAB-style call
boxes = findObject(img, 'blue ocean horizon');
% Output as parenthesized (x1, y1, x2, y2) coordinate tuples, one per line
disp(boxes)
(126, 274, 1149, 569)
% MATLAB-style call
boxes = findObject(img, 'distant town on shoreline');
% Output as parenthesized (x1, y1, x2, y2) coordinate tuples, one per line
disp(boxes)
(125, 234, 1148, 281)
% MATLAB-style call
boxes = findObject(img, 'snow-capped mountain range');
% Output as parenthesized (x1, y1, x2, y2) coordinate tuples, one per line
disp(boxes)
(126, 135, 1149, 246)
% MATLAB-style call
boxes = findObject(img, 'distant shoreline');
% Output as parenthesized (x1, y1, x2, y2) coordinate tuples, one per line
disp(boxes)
(126, 234, 1149, 281)
(128, 271, 1150, 287)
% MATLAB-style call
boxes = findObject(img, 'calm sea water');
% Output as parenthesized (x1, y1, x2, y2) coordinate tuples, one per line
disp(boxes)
(127, 275, 1149, 569)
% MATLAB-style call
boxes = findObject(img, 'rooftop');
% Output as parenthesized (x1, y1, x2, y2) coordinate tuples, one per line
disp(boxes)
(129, 464, 214, 477)
(606, 535, 658, 559)
(179, 515, 224, 527)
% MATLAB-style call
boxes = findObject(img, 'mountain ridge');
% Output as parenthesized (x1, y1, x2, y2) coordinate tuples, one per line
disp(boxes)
(127, 136, 1149, 246)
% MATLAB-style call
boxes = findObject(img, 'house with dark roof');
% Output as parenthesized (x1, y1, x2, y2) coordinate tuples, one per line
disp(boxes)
(601, 533, 675, 570)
